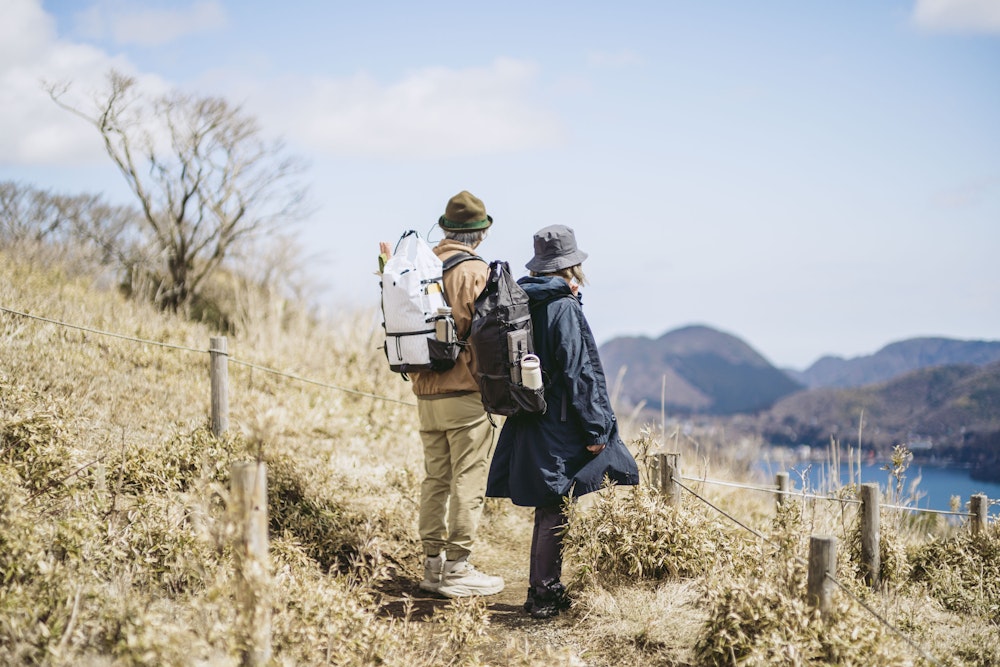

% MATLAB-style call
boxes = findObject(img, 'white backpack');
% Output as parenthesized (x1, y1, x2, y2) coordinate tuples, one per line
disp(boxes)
(380, 230, 461, 376)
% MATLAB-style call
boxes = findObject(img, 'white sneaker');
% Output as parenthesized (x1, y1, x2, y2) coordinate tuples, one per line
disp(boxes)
(437, 558, 505, 598)
(419, 554, 445, 593)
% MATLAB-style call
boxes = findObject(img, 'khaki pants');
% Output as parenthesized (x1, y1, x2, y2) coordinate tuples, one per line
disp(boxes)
(417, 393, 496, 560)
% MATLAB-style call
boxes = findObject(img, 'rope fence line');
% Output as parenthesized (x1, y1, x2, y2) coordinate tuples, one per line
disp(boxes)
(0, 304, 415, 408)
(6, 302, 987, 528)
(674, 477, 944, 667)
(5, 303, 989, 517)
(680, 473, 975, 518)
(682, 474, 863, 504)
(228, 357, 416, 407)
(880, 502, 972, 517)
(1, 304, 985, 665)
(675, 478, 770, 542)
(0, 305, 205, 354)
(679, 474, 778, 494)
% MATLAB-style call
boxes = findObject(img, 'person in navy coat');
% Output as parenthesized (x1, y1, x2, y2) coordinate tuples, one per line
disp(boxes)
(486, 224, 639, 618)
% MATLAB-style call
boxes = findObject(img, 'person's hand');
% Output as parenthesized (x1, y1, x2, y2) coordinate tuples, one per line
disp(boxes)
(377, 242, 392, 272)
(587, 443, 605, 454)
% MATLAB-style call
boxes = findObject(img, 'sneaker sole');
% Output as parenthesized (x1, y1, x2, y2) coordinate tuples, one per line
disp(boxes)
(436, 582, 505, 598)
(418, 580, 442, 593)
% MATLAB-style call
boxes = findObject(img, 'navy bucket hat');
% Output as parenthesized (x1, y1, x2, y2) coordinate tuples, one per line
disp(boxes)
(525, 224, 588, 273)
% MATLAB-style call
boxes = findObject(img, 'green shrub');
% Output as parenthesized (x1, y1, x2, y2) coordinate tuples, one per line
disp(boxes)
(694, 579, 912, 666)
(909, 523, 1000, 619)
(844, 510, 909, 587)
(108, 426, 245, 496)
(0, 378, 73, 494)
(0, 466, 97, 664)
(693, 515, 917, 667)
(563, 483, 742, 588)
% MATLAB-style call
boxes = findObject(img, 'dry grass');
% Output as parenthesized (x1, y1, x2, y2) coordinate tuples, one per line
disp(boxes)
(2, 248, 999, 666)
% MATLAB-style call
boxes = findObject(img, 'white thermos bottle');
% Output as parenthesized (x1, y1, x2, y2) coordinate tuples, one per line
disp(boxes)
(520, 354, 543, 389)
(435, 307, 454, 343)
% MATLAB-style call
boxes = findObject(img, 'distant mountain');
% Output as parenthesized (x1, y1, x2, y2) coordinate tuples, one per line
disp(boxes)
(599, 325, 803, 415)
(755, 362, 1000, 476)
(792, 337, 1000, 389)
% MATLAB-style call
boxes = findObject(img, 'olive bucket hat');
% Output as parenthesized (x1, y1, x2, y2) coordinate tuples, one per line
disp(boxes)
(525, 224, 589, 273)
(438, 191, 493, 230)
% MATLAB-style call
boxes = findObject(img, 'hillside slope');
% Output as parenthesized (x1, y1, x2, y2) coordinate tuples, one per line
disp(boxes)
(4, 250, 1000, 665)
(756, 362, 1000, 472)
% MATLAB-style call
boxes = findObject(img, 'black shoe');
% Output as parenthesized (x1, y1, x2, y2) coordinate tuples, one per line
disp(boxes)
(523, 586, 536, 613)
(528, 582, 570, 619)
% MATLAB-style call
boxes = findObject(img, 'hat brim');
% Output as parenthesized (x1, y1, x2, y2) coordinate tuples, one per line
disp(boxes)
(438, 214, 493, 231)
(525, 249, 588, 273)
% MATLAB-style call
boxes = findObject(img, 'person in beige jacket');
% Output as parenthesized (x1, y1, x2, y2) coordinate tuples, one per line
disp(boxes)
(379, 191, 504, 598)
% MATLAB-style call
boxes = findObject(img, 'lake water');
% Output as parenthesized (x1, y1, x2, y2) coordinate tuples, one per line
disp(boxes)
(755, 456, 1000, 518)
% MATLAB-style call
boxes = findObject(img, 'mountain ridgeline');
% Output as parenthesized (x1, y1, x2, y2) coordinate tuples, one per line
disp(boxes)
(599, 326, 1000, 479)
(786, 337, 1000, 389)
(599, 325, 803, 415)
(600, 326, 1000, 416)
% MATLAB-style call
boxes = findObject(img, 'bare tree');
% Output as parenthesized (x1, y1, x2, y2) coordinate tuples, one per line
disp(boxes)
(48, 70, 308, 311)
(0, 180, 63, 245)
(0, 180, 146, 273)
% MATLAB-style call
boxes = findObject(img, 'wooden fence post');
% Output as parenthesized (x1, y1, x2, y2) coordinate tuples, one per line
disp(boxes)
(210, 336, 229, 437)
(653, 453, 664, 491)
(653, 453, 665, 494)
(776, 472, 790, 508)
(807, 535, 837, 617)
(656, 453, 681, 507)
(93, 463, 107, 506)
(231, 462, 271, 666)
(859, 483, 880, 589)
(970, 494, 988, 536)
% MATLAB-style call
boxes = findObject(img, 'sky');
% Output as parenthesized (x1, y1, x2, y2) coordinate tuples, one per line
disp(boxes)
(1, 0, 998, 370)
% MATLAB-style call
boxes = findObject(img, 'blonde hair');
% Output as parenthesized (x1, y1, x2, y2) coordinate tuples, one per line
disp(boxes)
(531, 264, 587, 286)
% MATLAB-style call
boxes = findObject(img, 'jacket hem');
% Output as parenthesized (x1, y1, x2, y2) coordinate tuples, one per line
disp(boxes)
(417, 390, 479, 401)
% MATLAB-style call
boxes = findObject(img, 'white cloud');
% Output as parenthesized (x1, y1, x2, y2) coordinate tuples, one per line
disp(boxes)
(2, 2, 560, 165)
(243, 58, 565, 159)
(0, 0, 168, 166)
(73, 0, 227, 46)
(0, 0, 111, 165)
(912, 0, 1000, 33)
(0, 0, 54, 67)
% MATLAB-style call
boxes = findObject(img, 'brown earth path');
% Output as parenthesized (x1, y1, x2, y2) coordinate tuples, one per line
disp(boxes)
(375, 570, 586, 665)
(375, 504, 589, 663)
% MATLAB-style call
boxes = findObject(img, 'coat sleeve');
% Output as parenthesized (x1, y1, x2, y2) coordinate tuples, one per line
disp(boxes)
(550, 300, 616, 447)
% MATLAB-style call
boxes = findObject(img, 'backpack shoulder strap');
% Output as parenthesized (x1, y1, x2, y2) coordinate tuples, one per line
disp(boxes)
(440, 251, 486, 313)
(441, 251, 485, 272)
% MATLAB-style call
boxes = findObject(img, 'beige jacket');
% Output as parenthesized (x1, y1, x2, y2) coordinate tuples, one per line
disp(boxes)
(412, 239, 489, 398)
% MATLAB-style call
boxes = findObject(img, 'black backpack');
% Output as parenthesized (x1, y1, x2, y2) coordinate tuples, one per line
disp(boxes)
(467, 261, 547, 416)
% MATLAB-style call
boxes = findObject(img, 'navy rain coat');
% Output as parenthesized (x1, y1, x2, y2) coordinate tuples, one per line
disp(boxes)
(486, 275, 639, 507)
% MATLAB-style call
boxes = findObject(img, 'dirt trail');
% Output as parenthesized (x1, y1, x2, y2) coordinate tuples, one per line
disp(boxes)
(375, 508, 587, 663)
(376, 567, 583, 663)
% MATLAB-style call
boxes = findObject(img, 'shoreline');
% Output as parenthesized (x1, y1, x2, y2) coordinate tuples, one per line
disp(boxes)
(758, 446, 1000, 487)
